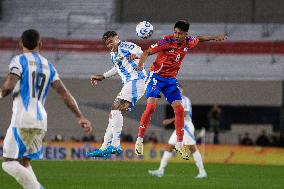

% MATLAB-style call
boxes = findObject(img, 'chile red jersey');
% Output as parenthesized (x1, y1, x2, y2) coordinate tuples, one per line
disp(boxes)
(149, 34, 199, 78)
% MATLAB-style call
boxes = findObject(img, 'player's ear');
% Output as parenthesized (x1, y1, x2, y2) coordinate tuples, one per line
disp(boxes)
(38, 41, 42, 50)
(19, 40, 23, 50)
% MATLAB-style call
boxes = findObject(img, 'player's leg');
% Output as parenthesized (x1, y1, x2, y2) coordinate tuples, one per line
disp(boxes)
(100, 112, 113, 150)
(109, 98, 130, 148)
(21, 158, 45, 188)
(149, 131, 176, 177)
(136, 75, 161, 156)
(2, 127, 43, 189)
(2, 158, 41, 189)
(107, 79, 146, 155)
(163, 84, 189, 160)
(184, 122, 207, 178)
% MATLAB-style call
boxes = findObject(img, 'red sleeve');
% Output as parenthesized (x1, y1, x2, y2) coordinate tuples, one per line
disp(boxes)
(188, 36, 199, 49)
(149, 39, 171, 54)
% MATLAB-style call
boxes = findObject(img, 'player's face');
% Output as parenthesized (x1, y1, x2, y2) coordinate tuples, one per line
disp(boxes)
(104, 36, 120, 52)
(173, 28, 188, 43)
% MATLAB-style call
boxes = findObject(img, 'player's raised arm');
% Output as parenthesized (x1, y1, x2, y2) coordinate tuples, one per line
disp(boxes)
(135, 49, 152, 70)
(0, 73, 20, 99)
(51, 79, 92, 133)
(197, 35, 227, 42)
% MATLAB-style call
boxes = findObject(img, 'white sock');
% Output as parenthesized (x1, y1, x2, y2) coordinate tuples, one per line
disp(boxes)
(137, 137, 143, 143)
(158, 151, 173, 172)
(2, 161, 40, 189)
(110, 110, 123, 147)
(192, 150, 205, 174)
(100, 117, 113, 150)
(27, 165, 44, 189)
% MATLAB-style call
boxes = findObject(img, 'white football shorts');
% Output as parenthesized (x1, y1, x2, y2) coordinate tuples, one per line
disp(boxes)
(3, 127, 46, 160)
(168, 121, 196, 145)
(117, 79, 146, 107)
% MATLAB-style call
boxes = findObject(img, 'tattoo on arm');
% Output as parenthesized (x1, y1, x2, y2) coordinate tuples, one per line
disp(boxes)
(0, 73, 20, 98)
(52, 80, 82, 118)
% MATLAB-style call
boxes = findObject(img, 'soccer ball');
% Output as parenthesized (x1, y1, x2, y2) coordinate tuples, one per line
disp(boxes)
(136, 21, 154, 39)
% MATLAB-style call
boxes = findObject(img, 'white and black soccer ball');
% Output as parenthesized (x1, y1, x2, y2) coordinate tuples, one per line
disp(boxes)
(136, 21, 154, 39)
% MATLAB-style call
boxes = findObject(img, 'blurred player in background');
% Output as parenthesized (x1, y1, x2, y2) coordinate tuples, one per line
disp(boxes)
(86, 31, 146, 158)
(135, 20, 226, 159)
(148, 85, 207, 178)
(0, 29, 92, 189)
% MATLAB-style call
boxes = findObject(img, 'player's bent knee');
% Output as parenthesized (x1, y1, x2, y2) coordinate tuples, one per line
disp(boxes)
(174, 103, 184, 114)
(146, 103, 156, 113)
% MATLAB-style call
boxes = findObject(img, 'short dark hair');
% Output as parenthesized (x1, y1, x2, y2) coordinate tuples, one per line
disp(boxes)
(21, 29, 40, 50)
(174, 20, 190, 32)
(102, 31, 117, 42)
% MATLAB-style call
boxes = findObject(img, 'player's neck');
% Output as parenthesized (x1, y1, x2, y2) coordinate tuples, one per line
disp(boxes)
(23, 47, 40, 54)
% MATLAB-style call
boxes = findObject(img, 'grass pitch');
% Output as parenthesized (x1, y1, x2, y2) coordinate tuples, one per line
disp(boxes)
(0, 161, 283, 189)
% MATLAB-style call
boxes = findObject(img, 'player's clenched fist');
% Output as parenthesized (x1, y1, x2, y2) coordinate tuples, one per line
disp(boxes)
(90, 74, 105, 86)
(78, 116, 92, 134)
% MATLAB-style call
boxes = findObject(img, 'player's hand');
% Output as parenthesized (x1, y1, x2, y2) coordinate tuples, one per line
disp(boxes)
(78, 116, 93, 134)
(90, 75, 105, 86)
(162, 119, 173, 126)
(214, 35, 227, 41)
(128, 54, 138, 61)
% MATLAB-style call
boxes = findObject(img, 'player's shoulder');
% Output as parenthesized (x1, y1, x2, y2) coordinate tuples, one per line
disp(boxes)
(186, 36, 197, 43)
(157, 34, 175, 46)
(120, 41, 139, 51)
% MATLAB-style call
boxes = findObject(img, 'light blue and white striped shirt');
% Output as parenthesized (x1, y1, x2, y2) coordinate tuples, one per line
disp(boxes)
(182, 95, 192, 122)
(110, 41, 146, 84)
(9, 52, 59, 131)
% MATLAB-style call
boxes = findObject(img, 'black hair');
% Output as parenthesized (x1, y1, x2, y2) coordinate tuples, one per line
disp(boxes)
(102, 31, 118, 42)
(21, 29, 40, 50)
(174, 20, 190, 32)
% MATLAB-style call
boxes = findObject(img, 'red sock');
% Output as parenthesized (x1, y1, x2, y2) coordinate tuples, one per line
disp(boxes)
(174, 103, 184, 142)
(138, 103, 156, 138)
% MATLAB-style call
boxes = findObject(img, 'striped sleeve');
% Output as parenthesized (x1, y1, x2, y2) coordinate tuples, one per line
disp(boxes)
(9, 56, 22, 78)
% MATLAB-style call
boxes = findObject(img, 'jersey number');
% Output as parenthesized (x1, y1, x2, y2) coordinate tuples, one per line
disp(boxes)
(32, 71, 46, 100)
(175, 54, 181, 62)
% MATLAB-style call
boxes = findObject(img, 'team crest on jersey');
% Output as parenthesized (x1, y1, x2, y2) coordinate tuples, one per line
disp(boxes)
(115, 54, 124, 63)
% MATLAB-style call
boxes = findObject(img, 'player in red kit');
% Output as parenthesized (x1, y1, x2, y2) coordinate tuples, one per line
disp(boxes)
(135, 20, 226, 159)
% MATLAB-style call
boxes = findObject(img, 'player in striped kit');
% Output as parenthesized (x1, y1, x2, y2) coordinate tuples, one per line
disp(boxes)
(148, 85, 207, 178)
(0, 29, 92, 189)
(86, 31, 146, 158)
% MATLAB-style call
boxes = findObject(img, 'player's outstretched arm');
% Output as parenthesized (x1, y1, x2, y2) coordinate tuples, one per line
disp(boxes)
(90, 67, 117, 86)
(197, 35, 227, 42)
(51, 79, 92, 133)
(162, 111, 189, 126)
(0, 73, 20, 99)
(135, 49, 152, 71)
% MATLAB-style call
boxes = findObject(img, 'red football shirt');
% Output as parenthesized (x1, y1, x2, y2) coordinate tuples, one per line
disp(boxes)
(149, 34, 199, 78)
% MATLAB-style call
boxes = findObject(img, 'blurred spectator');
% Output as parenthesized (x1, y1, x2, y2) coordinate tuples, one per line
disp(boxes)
(256, 130, 270, 147)
(207, 104, 222, 143)
(279, 133, 284, 147)
(54, 134, 64, 142)
(147, 132, 158, 144)
(71, 136, 80, 142)
(213, 130, 220, 144)
(270, 134, 279, 147)
(82, 134, 96, 142)
(207, 104, 222, 132)
(240, 133, 254, 146)
(121, 131, 134, 142)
